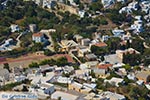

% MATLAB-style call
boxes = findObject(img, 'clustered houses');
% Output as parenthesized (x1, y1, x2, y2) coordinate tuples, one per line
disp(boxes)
(119, 0, 150, 34)
(0, 31, 149, 99)
(101, 0, 127, 8)
(130, 16, 144, 34)
(2, 53, 145, 100)
(93, 64, 113, 78)
(84, 91, 126, 100)
(9, 26, 146, 99)
(119, 1, 139, 14)
(116, 48, 140, 61)
(0, 23, 56, 52)
(1, 0, 150, 100)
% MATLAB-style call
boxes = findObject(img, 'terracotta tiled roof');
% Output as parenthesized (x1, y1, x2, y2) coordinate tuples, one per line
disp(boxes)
(97, 64, 113, 69)
(93, 42, 107, 47)
(32, 33, 43, 37)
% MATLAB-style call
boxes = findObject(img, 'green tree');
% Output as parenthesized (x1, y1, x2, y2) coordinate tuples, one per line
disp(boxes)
(73, 0, 80, 4)
(101, 56, 105, 61)
(107, 9, 126, 25)
(73, 65, 79, 70)
(20, 41, 31, 48)
(89, 0, 103, 12)
(133, 66, 141, 71)
(106, 71, 121, 79)
(100, 19, 108, 25)
(91, 45, 108, 55)
(106, 37, 121, 53)
(31, 43, 43, 52)
(122, 64, 131, 71)
(56, 57, 68, 66)
(22, 85, 28, 92)
(25, 6, 37, 17)
(29, 62, 39, 68)
(44, 49, 54, 56)
(142, 48, 150, 66)
(96, 78, 106, 90)
(58, 97, 62, 100)
(131, 38, 144, 54)
(123, 53, 141, 66)
(124, 76, 134, 85)
(3, 63, 10, 72)
(90, 70, 96, 78)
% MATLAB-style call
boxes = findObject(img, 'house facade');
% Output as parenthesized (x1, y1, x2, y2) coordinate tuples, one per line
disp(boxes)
(32, 33, 45, 43)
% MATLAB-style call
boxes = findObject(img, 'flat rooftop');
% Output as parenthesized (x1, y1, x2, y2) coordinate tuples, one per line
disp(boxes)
(51, 91, 78, 100)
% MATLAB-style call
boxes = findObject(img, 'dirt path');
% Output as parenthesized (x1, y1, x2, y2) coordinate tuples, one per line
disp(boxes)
(0, 54, 74, 68)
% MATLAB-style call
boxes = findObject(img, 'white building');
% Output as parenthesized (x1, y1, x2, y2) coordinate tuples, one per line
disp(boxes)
(101, 91, 126, 100)
(1, 38, 13, 48)
(57, 76, 72, 84)
(119, 1, 139, 14)
(10, 24, 20, 32)
(127, 73, 136, 80)
(32, 33, 45, 43)
(0, 69, 10, 86)
(141, 1, 150, 14)
(51, 91, 78, 100)
(31, 72, 55, 85)
(43, 0, 53, 9)
(83, 83, 96, 90)
(131, 19, 143, 33)
(63, 65, 74, 74)
(14, 75, 26, 82)
(102, 0, 126, 8)
(104, 77, 124, 87)
(73, 34, 83, 43)
(78, 10, 85, 18)
(68, 0, 77, 6)
(29, 24, 37, 33)
(75, 69, 90, 79)
(101, 0, 115, 8)
(81, 38, 91, 46)
(112, 29, 125, 37)
(80, 64, 89, 70)
(31, 0, 43, 6)
(78, 48, 90, 57)
(112, 63, 125, 69)
(128, 1, 139, 10)
(40, 83, 55, 94)
(84, 93, 108, 100)
(119, 7, 132, 14)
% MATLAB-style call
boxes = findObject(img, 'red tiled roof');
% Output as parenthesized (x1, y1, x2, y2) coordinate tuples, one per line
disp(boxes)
(32, 33, 43, 37)
(97, 64, 113, 69)
(93, 42, 107, 47)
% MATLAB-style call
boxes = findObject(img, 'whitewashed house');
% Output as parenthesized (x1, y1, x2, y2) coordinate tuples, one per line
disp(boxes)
(32, 33, 45, 43)
(10, 24, 20, 32)
(57, 76, 72, 84)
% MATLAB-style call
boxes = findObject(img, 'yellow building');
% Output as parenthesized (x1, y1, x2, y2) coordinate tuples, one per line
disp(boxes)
(68, 82, 91, 94)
